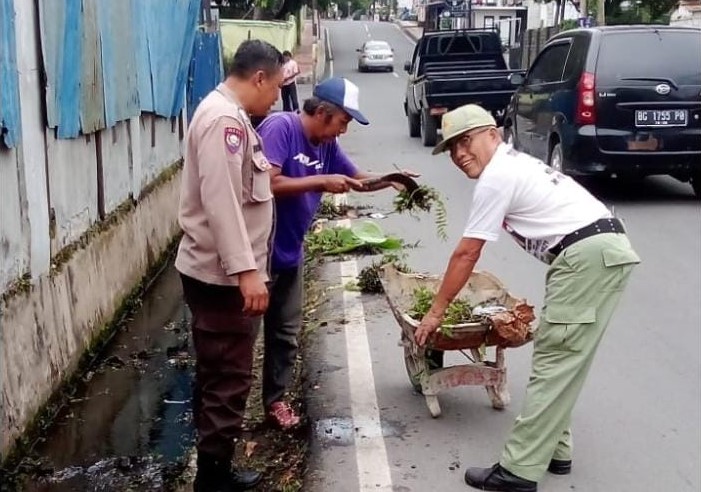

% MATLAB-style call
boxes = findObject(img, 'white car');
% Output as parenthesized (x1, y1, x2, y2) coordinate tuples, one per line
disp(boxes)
(357, 40, 394, 72)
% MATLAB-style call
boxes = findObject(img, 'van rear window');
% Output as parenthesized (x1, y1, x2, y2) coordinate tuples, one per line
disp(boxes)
(596, 31, 701, 86)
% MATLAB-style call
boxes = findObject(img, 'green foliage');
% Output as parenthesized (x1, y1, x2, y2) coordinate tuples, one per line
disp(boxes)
(407, 287, 476, 337)
(393, 185, 449, 242)
(304, 223, 403, 257)
(559, 19, 578, 31)
(338, 0, 373, 17)
(316, 196, 351, 219)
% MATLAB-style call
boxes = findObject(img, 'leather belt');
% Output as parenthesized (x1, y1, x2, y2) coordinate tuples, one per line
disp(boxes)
(549, 217, 626, 257)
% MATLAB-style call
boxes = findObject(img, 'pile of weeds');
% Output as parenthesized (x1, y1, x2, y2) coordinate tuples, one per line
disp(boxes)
(407, 286, 477, 338)
(356, 253, 411, 294)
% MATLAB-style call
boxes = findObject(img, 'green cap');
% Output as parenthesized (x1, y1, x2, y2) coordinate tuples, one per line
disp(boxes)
(432, 104, 497, 155)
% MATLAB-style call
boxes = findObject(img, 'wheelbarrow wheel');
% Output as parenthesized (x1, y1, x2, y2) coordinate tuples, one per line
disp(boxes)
(404, 346, 444, 394)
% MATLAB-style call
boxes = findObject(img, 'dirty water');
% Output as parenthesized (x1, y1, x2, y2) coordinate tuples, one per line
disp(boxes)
(13, 264, 195, 492)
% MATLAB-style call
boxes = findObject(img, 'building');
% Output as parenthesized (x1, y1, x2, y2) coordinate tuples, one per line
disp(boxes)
(419, 0, 527, 47)
(670, 0, 701, 26)
(524, 0, 580, 28)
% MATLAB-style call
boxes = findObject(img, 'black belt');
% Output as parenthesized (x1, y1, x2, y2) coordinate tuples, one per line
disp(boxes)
(549, 217, 626, 257)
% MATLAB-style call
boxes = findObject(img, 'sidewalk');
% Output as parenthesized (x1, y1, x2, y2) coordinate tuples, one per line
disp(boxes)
(396, 20, 423, 42)
(295, 19, 326, 85)
(295, 19, 315, 84)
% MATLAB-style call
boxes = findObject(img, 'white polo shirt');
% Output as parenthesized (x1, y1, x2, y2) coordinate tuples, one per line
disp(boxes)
(463, 143, 612, 263)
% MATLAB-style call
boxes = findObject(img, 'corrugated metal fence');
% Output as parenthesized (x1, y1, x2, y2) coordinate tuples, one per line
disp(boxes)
(187, 31, 224, 120)
(38, 0, 200, 139)
(0, 0, 20, 147)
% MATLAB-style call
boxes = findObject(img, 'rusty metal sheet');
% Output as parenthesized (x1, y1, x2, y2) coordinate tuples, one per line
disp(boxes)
(79, 0, 105, 133)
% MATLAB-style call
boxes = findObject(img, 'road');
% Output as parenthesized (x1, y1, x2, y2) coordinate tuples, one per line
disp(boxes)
(302, 19, 701, 492)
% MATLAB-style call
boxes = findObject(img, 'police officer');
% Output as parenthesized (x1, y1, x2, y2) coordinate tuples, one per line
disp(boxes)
(414, 104, 640, 492)
(175, 40, 283, 492)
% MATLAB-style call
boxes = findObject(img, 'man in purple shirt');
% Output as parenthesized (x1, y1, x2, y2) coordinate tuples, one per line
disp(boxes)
(257, 77, 399, 428)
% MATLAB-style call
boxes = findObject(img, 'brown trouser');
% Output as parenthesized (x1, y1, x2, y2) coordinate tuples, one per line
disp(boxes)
(181, 274, 259, 461)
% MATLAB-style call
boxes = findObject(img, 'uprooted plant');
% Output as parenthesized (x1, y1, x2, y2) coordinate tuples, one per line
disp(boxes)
(304, 220, 403, 257)
(393, 185, 449, 241)
(356, 253, 412, 294)
(407, 286, 479, 338)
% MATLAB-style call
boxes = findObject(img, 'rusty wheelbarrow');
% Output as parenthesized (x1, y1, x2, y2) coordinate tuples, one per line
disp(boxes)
(380, 265, 536, 418)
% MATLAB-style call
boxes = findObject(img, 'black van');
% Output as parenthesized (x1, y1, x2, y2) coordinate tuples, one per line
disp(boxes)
(503, 25, 701, 197)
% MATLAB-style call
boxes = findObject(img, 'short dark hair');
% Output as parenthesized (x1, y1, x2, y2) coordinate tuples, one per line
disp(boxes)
(282, 50, 293, 57)
(302, 96, 343, 120)
(228, 40, 284, 78)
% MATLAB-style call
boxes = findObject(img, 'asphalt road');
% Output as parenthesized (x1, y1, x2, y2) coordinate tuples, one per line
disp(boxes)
(303, 19, 701, 492)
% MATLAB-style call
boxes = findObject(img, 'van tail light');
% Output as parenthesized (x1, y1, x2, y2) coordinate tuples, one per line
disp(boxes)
(575, 72, 596, 125)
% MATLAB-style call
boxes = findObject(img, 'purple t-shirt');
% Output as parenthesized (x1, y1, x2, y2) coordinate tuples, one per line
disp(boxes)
(257, 112, 358, 271)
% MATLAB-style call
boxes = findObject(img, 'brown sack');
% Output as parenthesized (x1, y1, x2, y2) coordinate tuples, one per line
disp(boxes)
(490, 302, 536, 347)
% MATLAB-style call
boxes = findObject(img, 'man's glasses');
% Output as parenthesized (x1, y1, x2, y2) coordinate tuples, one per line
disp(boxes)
(449, 127, 494, 155)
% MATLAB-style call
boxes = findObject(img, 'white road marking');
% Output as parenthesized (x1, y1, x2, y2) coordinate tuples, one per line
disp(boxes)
(331, 197, 393, 490)
(338, 253, 394, 489)
(392, 72, 399, 78)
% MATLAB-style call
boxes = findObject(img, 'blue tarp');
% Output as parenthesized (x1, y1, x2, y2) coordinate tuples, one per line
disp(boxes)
(0, 0, 21, 147)
(187, 31, 224, 120)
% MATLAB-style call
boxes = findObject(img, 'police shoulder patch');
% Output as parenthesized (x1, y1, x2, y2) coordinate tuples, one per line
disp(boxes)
(224, 126, 245, 154)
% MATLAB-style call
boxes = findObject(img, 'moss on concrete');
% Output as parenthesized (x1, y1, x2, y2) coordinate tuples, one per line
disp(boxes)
(0, 234, 181, 480)
(0, 273, 32, 306)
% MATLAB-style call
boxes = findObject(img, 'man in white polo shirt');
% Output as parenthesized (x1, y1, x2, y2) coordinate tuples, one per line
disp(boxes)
(414, 104, 640, 492)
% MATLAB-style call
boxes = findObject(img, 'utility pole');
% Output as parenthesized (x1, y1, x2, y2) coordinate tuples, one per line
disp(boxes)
(596, 0, 605, 25)
(580, 0, 587, 19)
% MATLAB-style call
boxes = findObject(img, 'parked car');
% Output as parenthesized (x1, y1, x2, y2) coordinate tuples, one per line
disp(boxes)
(357, 40, 394, 72)
(503, 25, 701, 197)
(403, 29, 524, 146)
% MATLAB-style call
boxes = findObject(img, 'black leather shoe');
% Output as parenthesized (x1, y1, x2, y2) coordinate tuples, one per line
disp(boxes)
(548, 459, 571, 475)
(194, 468, 262, 491)
(464, 463, 537, 492)
(194, 452, 262, 491)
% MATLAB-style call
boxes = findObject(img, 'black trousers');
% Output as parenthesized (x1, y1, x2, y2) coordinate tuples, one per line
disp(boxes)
(180, 274, 259, 461)
(281, 83, 299, 112)
(262, 266, 303, 408)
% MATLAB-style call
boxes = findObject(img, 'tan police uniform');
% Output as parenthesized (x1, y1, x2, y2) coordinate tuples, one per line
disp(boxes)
(174, 82, 274, 462)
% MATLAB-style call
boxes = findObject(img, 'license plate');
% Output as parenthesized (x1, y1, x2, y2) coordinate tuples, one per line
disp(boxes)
(635, 109, 688, 127)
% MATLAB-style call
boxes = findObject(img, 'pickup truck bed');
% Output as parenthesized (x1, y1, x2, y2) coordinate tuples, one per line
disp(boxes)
(403, 30, 524, 146)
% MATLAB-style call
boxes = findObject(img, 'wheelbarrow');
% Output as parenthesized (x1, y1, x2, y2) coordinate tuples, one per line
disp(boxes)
(379, 265, 535, 418)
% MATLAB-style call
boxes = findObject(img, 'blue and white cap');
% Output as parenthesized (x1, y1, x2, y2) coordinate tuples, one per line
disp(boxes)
(313, 77, 369, 126)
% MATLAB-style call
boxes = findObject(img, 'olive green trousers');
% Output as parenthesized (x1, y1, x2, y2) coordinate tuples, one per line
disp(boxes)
(500, 232, 640, 482)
